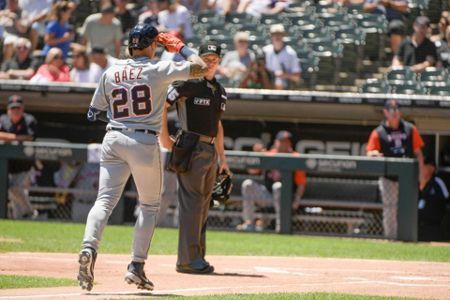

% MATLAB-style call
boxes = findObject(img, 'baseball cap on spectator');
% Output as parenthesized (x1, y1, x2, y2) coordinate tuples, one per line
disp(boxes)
(275, 130, 292, 141)
(198, 41, 221, 57)
(384, 99, 399, 112)
(100, 4, 115, 14)
(7, 95, 24, 109)
(234, 31, 249, 43)
(15, 38, 32, 50)
(270, 24, 285, 34)
(414, 16, 430, 28)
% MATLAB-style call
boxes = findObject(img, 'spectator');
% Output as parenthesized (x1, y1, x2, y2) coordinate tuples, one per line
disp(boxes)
(239, 47, 274, 89)
(0, 37, 41, 79)
(30, 47, 70, 83)
(70, 47, 93, 83)
(179, 0, 208, 14)
(363, 0, 408, 54)
(88, 47, 116, 83)
(238, 131, 306, 232)
(138, 0, 159, 26)
(157, 0, 194, 40)
(18, 0, 53, 51)
(219, 31, 255, 85)
(80, 4, 122, 58)
(0, 95, 38, 219)
(0, 0, 29, 61)
(207, 0, 239, 15)
(437, 25, 450, 69)
(431, 11, 449, 45)
(42, 1, 74, 60)
(114, 0, 136, 34)
(366, 99, 425, 240)
(418, 157, 449, 241)
(263, 24, 301, 90)
(392, 16, 438, 73)
(237, 0, 290, 18)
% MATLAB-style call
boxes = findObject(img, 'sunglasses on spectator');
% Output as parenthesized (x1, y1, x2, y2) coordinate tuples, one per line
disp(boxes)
(53, 55, 62, 60)
(16, 46, 28, 50)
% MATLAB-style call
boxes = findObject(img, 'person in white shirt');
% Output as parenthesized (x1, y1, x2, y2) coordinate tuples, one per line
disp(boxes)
(237, 0, 290, 18)
(70, 47, 94, 83)
(157, 0, 193, 40)
(263, 24, 301, 90)
(18, 0, 53, 50)
(88, 47, 117, 83)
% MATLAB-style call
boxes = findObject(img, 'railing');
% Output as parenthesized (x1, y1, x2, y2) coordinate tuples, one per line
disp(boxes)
(0, 141, 418, 241)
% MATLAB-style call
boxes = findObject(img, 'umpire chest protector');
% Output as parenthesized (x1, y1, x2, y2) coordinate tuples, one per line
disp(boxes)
(376, 120, 413, 158)
(170, 77, 226, 137)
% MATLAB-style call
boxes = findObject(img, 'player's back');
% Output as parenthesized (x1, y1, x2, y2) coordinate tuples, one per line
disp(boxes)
(99, 56, 190, 132)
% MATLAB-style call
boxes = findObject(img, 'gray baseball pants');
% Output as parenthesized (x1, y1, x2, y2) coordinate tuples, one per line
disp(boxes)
(177, 142, 217, 266)
(82, 130, 162, 263)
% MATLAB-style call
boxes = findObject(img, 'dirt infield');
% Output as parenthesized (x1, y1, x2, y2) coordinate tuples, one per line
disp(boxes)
(0, 252, 449, 300)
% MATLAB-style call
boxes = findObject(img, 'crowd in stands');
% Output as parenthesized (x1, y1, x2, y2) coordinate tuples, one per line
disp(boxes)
(0, 0, 448, 92)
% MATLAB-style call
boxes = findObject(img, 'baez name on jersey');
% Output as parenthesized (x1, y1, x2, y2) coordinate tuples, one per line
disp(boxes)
(114, 67, 143, 83)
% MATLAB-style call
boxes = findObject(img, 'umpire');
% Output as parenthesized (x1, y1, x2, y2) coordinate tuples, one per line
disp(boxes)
(161, 40, 229, 274)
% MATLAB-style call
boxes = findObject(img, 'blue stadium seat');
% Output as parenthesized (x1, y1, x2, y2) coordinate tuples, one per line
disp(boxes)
(429, 83, 450, 96)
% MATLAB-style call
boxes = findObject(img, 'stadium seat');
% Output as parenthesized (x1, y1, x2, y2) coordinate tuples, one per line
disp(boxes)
(389, 80, 426, 95)
(385, 67, 416, 83)
(351, 13, 387, 61)
(429, 83, 450, 96)
(225, 12, 257, 25)
(319, 12, 350, 29)
(419, 67, 449, 82)
(360, 78, 391, 93)
(259, 14, 288, 26)
(335, 26, 366, 74)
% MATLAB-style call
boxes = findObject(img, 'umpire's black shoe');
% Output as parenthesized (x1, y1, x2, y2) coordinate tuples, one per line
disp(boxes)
(124, 261, 154, 290)
(77, 247, 97, 291)
(176, 258, 214, 274)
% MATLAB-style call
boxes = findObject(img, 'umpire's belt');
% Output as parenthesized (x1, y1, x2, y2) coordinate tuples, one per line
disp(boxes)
(199, 134, 215, 145)
(183, 131, 215, 145)
(109, 127, 158, 135)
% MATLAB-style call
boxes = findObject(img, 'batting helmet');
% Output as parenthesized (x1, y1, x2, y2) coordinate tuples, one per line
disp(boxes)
(128, 23, 158, 53)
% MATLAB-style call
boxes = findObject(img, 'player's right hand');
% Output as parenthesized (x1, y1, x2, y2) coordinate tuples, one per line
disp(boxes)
(156, 32, 185, 53)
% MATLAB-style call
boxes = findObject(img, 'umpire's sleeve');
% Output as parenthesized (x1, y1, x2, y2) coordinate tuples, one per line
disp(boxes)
(166, 81, 189, 106)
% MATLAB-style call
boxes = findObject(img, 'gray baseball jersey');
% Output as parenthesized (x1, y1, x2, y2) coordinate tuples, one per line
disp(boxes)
(90, 57, 190, 132)
(81, 57, 190, 269)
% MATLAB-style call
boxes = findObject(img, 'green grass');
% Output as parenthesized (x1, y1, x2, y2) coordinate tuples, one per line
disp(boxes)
(0, 220, 449, 262)
(123, 293, 416, 300)
(0, 275, 77, 289)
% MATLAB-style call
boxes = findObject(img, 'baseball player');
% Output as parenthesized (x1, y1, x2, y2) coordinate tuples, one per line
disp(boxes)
(77, 23, 208, 291)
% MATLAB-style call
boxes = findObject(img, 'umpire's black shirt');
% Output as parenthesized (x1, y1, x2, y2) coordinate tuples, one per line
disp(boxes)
(0, 113, 37, 173)
(167, 77, 226, 137)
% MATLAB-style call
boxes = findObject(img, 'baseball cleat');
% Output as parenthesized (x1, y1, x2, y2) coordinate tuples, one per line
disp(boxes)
(77, 248, 97, 291)
(124, 261, 154, 290)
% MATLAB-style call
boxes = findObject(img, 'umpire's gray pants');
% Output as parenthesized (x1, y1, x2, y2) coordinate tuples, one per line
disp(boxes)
(177, 142, 217, 266)
(82, 130, 162, 263)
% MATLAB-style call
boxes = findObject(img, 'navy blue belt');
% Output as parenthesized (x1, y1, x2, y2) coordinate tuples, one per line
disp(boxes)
(109, 127, 158, 135)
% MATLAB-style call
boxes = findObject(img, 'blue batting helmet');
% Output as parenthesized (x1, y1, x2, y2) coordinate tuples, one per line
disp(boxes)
(128, 23, 159, 52)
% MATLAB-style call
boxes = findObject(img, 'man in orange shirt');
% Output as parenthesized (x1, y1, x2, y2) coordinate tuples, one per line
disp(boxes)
(238, 130, 306, 232)
(366, 99, 425, 239)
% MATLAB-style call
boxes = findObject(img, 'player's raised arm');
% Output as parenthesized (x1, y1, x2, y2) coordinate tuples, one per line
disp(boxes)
(156, 32, 208, 78)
